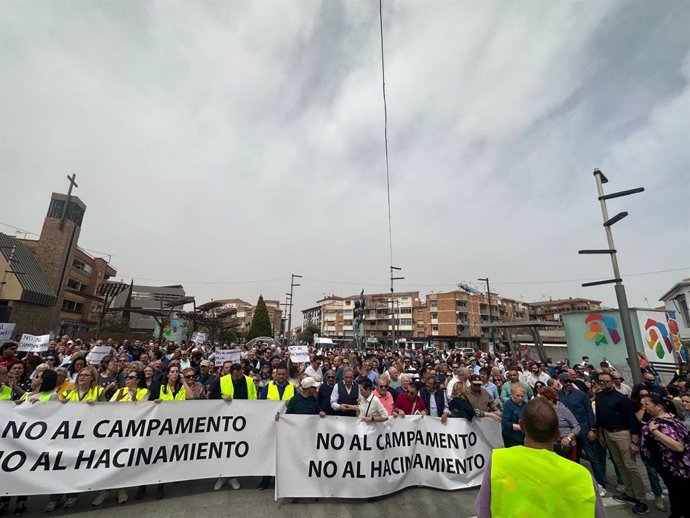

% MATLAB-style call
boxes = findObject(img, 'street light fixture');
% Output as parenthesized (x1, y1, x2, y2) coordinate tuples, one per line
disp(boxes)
(286, 274, 302, 346)
(579, 168, 644, 385)
(478, 277, 496, 354)
(390, 266, 404, 348)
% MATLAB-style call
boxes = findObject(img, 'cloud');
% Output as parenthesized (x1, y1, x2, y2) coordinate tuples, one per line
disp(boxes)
(1, 0, 688, 320)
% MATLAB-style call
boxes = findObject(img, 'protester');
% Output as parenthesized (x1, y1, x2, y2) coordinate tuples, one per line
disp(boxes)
(358, 378, 388, 422)
(501, 383, 526, 447)
(284, 377, 325, 416)
(394, 380, 427, 416)
(540, 387, 580, 460)
(317, 369, 337, 415)
(330, 366, 358, 416)
(595, 372, 648, 515)
(152, 363, 186, 401)
(448, 381, 475, 420)
(62, 366, 104, 402)
(476, 397, 605, 517)
(639, 393, 690, 518)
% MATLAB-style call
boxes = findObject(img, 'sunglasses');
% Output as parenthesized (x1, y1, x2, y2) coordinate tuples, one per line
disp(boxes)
(184, 375, 194, 379)
(597, 379, 611, 385)
(378, 385, 388, 389)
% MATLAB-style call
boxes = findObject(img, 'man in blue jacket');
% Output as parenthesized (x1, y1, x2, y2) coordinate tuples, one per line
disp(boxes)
(558, 372, 606, 496)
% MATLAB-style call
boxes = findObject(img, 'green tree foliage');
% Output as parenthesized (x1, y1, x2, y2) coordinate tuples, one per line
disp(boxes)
(246, 295, 273, 340)
(297, 322, 320, 345)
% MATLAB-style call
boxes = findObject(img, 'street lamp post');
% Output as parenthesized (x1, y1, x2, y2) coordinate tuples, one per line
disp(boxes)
(478, 277, 495, 354)
(286, 274, 302, 346)
(390, 266, 404, 348)
(579, 168, 644, 385)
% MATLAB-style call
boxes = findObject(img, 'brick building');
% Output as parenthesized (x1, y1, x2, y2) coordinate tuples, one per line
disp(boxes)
(527, 297, 602, 321)
(0, 192, 117, 336)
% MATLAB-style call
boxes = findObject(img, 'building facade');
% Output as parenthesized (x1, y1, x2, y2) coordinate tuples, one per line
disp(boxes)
(527, 298, 602, 321)
(660, 278, 690, 346)
(200, 297, 283, 338)
(0, 192, 117, 336)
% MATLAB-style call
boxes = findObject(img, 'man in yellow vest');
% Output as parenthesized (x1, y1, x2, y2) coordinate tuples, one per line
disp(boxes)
(210, 363, 257, 401)
(211, 363, 256, 492)
(475, 397, 605, 518)
(0, 365, 12, 400)
(258, 362, 294, 490)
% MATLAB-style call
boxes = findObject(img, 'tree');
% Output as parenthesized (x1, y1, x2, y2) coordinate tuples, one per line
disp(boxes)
(298, 322, 320, 345)
(246, 295, 273, 341)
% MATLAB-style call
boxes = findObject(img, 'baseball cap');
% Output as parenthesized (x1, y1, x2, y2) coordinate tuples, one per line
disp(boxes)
(470, 374, 482, 384)
(301, 377, 317, 389)
(200, 360, 211, 367)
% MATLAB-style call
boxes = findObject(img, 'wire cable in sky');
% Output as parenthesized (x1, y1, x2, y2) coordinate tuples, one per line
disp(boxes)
(379, 0, 394, 269)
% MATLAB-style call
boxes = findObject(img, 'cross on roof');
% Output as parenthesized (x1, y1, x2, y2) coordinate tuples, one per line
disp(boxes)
(59, 173, 78, 230)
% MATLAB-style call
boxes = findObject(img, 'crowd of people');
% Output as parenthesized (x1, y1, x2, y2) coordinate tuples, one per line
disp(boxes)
(1, 335, 689, 517)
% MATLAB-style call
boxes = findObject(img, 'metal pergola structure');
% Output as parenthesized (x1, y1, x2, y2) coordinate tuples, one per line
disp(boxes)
(480, 320, 564, 362)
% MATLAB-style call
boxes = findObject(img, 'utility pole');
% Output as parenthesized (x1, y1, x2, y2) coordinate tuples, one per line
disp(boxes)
(281, 295, 290, 344)
(286, 274, 302, 346)
(478, 277, 495, 354)
(579, 168, 644, 385)
(390, 266, 404, 348)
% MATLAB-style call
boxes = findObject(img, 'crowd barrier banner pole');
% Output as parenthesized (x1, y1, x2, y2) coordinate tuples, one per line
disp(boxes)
(0, 400, 282, 496)
(275, 415, 503, 499)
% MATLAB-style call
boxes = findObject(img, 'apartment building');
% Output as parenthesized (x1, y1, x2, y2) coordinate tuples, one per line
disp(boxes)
(527, 297, 602, 321)
(111, 284, 186, 333)
(203, 297, 283, 337)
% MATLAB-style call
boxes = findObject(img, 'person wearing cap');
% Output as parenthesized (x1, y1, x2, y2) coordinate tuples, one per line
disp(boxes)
(467, 374, 501, 422)
(475, 398, 605, 518)
(283, 377, 326, 416)
(195, 360, 216, 392)
(468, 357, 481, 375)
(0, 341, 20, 369)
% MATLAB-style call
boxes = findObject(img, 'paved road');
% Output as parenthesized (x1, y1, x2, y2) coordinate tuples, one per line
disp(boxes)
(6, 476, 668, 518)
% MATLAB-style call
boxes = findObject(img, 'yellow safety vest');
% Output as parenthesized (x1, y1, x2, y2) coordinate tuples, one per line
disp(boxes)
(159, 384, 186, 401)
(491, 446, 596, 518)
(19, 391, 54, 402)
(110, 387, 150, 402)
(0, 384, 11, 401)
(266, 381, 294, 401)
(63, 386, 104, 402)
(220, 374, 257, 400)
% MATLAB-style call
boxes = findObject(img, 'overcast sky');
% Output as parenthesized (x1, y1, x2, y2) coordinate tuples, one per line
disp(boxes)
(1, 1, 689, 324)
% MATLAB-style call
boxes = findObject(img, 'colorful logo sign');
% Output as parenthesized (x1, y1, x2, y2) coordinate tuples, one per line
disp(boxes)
(641, 311, 684, 362)
(584, 313, 621, 346)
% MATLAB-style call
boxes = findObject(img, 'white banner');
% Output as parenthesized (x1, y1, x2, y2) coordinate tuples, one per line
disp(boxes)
(288, 345, 309, 363)
(86, 345, 113, 365)
(191, 331, 208, 345)
(0, 323, 16, 341)
(17, 334, 50, 353)
(0, 400, 282, 496)
(214, 349, 241, 366)
(275, 415, 503, 499)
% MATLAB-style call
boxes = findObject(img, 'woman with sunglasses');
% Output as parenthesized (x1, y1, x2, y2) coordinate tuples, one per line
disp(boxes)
(373, 373, 395, 416)
(640, 393, 690, 518)
(91, 371, 150, 507)
(111, 370, 149, 402)
(181, 367, 205, 399)
(18, 369, 58, 404)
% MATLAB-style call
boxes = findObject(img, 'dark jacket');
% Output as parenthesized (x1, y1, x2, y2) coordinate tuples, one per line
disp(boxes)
(420, 387, 447, 417)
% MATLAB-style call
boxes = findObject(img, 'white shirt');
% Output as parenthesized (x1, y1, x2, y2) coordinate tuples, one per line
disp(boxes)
(304, 365, 323, 382)
(359, 393, 388, 418)
(330, 382, 357, 412)
(526, 371, 551, 387)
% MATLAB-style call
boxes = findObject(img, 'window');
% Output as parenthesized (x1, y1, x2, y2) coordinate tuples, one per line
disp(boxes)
(400, 307, 412, 314)
(432, 325, 438, 332)
(431, 313, 438, 320)
(400, 319, 412, 326)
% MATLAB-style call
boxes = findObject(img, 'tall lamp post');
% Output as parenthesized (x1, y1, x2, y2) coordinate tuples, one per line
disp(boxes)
(478, 277, 495, 354)
(390, 266, 404, 348)
(286, 274, 302, 346)
(579, 168, 644, 385)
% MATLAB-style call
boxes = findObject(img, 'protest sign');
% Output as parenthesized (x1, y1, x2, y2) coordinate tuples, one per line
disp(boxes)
(0, 400, 282, 496)
(0, 323, 16, 341)
(288, 345, 309, 363)
(17, 334, 50, 353)
(191, 331, 208, 345)
(214, 349, 241, 366)
(86, 345, 114, 365)
(276, 415, 503, 499)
